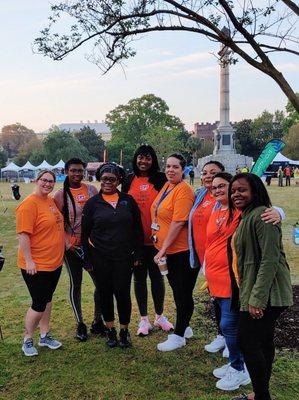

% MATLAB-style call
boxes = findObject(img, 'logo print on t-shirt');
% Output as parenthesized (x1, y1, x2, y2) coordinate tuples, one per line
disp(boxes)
(77, 194, 86, 202)
(140, 184, 149, 191)
(202, 201, 211, 208)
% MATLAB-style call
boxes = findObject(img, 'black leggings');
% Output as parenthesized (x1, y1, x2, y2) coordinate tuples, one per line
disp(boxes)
(133, 245, 165, 316)
(21, 267, 62, 312)
(238, 307, 286, 400)
(64, 249, 102, 324)
(167, 251, 199, 337)
(91, 250, 133, 325)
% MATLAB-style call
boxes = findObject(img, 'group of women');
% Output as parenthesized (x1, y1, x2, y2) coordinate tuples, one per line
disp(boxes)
(16, 145, 293, 400)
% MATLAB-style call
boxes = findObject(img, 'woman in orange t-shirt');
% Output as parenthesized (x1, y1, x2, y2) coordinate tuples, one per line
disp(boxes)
(204, 172, 251, 391)
(122, 145, 173, 337)
(151, 154, 197, 352)
(16, 170, 64, 357)
(188, 161, 227, 354)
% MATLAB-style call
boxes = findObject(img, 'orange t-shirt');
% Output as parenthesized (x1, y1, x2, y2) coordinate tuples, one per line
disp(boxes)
(205, 209, 241, 297)
(191, 191, 216, 264)
(16, 194, 64, 271)
(68, 184, 89, 246)
(102, 192, 119, 208)
(128, 176, 158, 245)
(150, 181, 194, 254)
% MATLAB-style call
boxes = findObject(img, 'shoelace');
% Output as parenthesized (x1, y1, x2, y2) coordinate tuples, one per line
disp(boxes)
(25, 339, 34, 348)
(139, 319, 150, 327)
(158, 316, 168, 323)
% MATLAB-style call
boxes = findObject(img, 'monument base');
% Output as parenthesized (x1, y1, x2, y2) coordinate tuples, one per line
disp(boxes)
(195, 153, 253, 176)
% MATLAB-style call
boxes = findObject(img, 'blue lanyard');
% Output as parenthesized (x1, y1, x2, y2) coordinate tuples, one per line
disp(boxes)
(154, 185, 173, 219)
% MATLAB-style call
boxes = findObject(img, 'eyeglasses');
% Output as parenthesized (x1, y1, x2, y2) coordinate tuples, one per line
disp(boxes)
(211, 183, 228, 192)
(69, 169, 84, 173)
(39, 178, 55, 184)
(100, 176, 117, 183)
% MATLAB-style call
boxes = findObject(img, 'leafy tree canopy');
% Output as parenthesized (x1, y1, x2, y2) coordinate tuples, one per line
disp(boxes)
(35, 0, 299, 111)
(283, 123, 299, 160)
(105, 94, 189, 167)
(0, 123, 36, 159)
(42, 127, 90, 164)
(0, 148, 8, 168)
(74, 126, 105, 161)
(14, 137, 43, 166)
(281, 93, 299, 134)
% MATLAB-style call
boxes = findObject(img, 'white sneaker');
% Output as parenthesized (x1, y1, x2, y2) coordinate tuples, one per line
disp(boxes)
(157, 334, 186, 352)
(204, 334, 226, 353)
(216, 366, 251, 391)
(184, 326, 193, 339)
(222, 345, 229, 358)
(213, 363, 231, 378)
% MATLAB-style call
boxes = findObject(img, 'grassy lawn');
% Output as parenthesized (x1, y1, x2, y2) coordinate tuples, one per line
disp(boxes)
(0, 180, 298, 400)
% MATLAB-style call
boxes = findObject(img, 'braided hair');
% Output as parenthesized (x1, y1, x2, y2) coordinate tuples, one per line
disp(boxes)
(63, 158, 86, 228)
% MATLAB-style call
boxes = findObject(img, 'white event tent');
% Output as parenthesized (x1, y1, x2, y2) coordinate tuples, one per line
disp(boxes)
(19, 161, 37, 171)
(0, 162, 20, 179)
(272, 152, 299, 166)
(52, 159, 65, 169)
(35, 160, 54, 170)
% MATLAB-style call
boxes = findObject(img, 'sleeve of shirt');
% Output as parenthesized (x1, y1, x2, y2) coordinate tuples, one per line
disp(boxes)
(16, 200, 38, 234)
(248, 216, 281, 309)
(53, 189, 63, 212)
(81, 199, 94, 266)
(172, 185, 195, 222)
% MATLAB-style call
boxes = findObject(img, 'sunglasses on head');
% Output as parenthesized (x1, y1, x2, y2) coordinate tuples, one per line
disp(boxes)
(100, 176, 117, 183)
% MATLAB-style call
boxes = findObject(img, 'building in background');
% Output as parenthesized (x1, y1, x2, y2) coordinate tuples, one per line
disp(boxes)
(37, 120, 112, 142)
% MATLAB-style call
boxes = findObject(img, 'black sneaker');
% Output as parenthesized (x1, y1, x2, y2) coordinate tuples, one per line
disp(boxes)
(119, 328, 132, 349)
(106, 328, 118, 348)
(90, 319, 107, 336)
(76, 322, 88, 342)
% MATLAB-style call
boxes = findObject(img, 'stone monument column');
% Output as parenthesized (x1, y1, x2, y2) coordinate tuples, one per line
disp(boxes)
(196, 27, 253, 175)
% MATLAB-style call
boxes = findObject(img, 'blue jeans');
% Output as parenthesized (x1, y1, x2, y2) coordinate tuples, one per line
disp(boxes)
(216, 298, 244, 371)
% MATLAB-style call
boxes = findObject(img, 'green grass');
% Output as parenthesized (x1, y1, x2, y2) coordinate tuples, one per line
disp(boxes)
(0, 181, 298, 400)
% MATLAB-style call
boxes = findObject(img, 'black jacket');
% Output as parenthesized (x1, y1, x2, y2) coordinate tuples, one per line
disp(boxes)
(122, 171, 167, 193)
(81, 191, 144, 263)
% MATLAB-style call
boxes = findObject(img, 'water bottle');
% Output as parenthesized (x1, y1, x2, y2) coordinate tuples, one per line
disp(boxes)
(293, 223, 299, 245)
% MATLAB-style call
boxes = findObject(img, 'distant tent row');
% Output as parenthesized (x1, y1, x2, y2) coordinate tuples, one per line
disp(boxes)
(0, 160, 65, 180)
(1, 159, 65, 173)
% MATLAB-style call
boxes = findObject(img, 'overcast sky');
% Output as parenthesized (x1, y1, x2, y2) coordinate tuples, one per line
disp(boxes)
(0, 0, 298, 133)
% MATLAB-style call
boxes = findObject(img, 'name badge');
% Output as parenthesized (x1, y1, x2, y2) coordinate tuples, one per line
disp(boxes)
(151, 222, 160, 231)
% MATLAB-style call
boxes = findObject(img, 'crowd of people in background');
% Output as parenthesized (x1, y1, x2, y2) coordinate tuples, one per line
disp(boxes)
(16, 146, 293, 400)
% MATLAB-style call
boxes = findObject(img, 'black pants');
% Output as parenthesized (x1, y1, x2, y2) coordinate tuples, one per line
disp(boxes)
(238, 307, 286, 400)
(285, 176, 291, 186)
(133, 245, 165, 316)
(91, 249, 133, 325)
(64, 249, 102, 324)
(167, 251, 199, 337)
(21, 267, 62, 312)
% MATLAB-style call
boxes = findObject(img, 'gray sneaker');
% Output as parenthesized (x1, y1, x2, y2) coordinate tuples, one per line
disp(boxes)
(22, 338, 38, 357)
(38, 332, 62, 350)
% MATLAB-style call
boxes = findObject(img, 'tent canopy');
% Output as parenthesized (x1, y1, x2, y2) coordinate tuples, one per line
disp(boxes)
(52, 159, 65, 169)
(19, 161, 37, 171)
(272, 152, 299, 165)
(1, 162, 20, 172)
(36, 160, 54, 170)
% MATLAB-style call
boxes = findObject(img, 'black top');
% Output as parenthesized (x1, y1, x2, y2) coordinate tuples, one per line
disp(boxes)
(81, 191, 144, 263)
(122, 171, 167, 193)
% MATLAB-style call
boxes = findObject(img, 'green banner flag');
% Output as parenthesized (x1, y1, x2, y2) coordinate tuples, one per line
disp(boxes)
(250, 139, 285, 177)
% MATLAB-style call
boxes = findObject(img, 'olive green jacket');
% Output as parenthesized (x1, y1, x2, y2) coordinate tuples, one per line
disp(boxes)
(233, 206, 293, 311)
